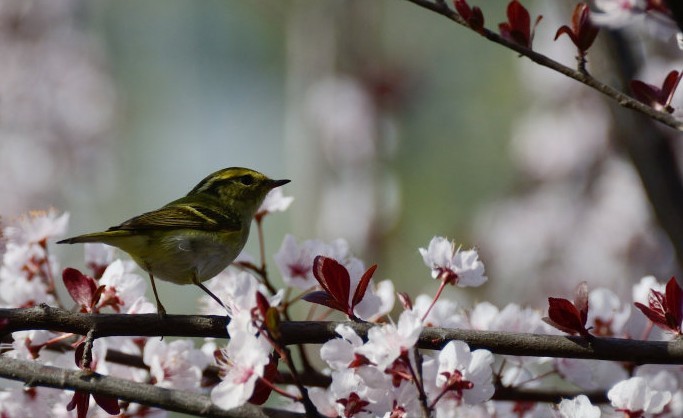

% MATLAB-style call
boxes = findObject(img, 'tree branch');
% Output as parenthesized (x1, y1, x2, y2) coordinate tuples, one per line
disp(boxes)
(3, 306, 683, 364)
(0, 355, 304, 418)
(402, 0, 683, 131)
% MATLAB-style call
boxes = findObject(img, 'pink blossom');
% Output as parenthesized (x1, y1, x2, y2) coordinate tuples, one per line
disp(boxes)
(355, 310, 423, 371)
(433, 341, 494, 405)
(210, 332, 271, 410)
(143, 338, 210, 391)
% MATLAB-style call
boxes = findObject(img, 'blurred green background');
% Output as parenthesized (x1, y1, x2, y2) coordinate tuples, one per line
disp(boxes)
(27, 0, 521, 311)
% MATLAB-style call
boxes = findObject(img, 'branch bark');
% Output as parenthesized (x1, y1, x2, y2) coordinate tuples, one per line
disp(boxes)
(0, 355, 304, 418)
(3, 306, 683, 364)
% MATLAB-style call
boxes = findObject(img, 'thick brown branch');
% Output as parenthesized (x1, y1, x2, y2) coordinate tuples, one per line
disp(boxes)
(0, 356, 304, 418)
(403, 0, 683, 131)
(3, 306, 683, 364)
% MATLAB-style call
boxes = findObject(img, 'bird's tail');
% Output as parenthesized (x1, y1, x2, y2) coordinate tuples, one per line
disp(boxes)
(57, 231, 129, 245)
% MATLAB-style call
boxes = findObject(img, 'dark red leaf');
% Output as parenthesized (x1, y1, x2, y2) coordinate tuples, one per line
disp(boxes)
(662, 71, 683, 110)
(352, 264, 377, 309)
(470, 6, 484, 32)
(574, 3, 599, 51)
(631, 71, 682, 113)
(507, 0, 530, 42)
(249, 357, 278, 405)
(546, 297, 588, 336)
(312, 256, 351, 306)
(74, 341, 86, 369)
(302, 290, 349, 313)
(634, 301, 668, 327)
(665, 277, 683, 327)
(454, 0, 485, 32)
(66, 392, 90, 418)
(554, 25, 578, 43)
(255, 291, 271, 320)
(542, 317, 580, 335)
(454, 0, 473, 19)
(63, 268, 97, 309)
(93, 394, 121, 415)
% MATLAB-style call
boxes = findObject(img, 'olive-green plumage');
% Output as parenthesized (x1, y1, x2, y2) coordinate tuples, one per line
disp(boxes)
(58, 167, 290, 316)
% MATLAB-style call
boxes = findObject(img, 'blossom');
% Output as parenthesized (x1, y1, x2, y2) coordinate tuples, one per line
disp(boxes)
(587, 287, 632, 337)
(355, 310, 423, 371)
(320, 324, 365, 371)
(210, 332, 272, 410)
(412, 294, 467, 329)
(555, 358, 628, 391)
(419, 237, 487, 287)
(556, 395, 601, 418)
(84, 243, 115, 278)
(591, 0, 647, 28)
(432, 341, 494, 405)
(97, 259, 149, 312)
(255, 188, 294, 220)
(143, 338, 211, 391)
(4, 209, 69, 245)
(608, 376, 672, 416)
(274, 234, 363, 290)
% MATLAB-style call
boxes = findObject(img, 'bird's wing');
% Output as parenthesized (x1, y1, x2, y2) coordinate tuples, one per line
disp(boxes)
(108, 203, 241, 232)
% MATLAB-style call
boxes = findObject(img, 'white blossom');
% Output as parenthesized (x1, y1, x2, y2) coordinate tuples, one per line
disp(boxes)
(419, 237, 487, 287)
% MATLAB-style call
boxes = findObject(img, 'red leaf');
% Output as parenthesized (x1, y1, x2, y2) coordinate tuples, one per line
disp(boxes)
(634, 302, 667, 328)
(66, 392, 90, 418)
(302, 290, 349, 313)
(93, 394, 121, 415)
(631, 71, 682, 112)
(312, 256, 351, 307)
(74, 341, 86, 369)
(352, 264, 377, 309)
(665, 277, 683, 328)
(454, 0, 485, 32)
(661, 71, 682, 105)
(249, 357, 278, 405)
(255, 291, 271, 320)
(454, 0, 473, 19)
(507, 0, 530, 42)
(63, 268, 97, 310)
(554, 25, 578, 44)
(546, 297, 588, 336)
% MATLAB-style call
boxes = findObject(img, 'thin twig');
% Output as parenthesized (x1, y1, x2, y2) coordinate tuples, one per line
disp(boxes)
(403, 0, 683, 131)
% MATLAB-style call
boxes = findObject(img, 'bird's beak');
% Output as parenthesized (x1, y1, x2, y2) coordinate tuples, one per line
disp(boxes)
(268, 179, 291, 189)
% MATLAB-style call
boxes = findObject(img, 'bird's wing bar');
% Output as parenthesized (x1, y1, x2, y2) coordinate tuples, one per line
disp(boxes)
(108, 204, 241, 232)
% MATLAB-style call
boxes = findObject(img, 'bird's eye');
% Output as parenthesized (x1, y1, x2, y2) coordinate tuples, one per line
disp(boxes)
(238, 175, 254, 185)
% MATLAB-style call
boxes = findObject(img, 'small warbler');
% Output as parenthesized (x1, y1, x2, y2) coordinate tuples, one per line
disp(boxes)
(58, 167, 290, 316)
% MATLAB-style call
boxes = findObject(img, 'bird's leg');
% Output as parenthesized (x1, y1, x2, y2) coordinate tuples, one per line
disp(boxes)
(147, 271, 167, 318)
(193, 275, 229, 314)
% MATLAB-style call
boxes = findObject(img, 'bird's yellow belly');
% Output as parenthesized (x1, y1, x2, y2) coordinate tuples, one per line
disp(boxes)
(117, 230, 247, 285)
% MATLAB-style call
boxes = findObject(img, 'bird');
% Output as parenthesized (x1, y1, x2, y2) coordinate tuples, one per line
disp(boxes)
(58, 167, 290, 316)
